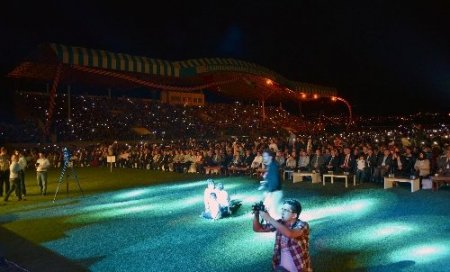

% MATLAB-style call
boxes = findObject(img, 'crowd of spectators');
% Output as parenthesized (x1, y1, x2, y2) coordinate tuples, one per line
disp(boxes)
(1, 122, 448, 179)
(0, 91, 449, 188)
(3, 92, 448, 144)
(3, 92, 303, 143)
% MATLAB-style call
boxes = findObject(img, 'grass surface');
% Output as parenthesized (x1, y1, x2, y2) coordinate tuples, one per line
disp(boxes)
(1, 168, 450, 271)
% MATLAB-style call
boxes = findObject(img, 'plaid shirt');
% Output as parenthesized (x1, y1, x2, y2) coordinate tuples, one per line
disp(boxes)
(264, 219, 312, 272)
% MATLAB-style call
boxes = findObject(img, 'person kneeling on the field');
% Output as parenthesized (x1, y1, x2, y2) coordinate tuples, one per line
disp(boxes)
(201, 181, 241, 220)
(201, 192, 221, 220)
(216, 183, 231, 216)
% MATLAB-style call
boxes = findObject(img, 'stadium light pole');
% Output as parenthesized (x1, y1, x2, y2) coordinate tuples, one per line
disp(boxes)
(331, 96, 353, 128)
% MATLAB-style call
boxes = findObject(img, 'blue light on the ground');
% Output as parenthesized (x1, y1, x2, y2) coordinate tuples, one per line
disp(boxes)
(389, 242, 450, 264)
(71, 203, 155, 222)
(230, 193, 261, 204)
(301, 198, 375, 222)
(80, 198, 152, 213)
(373, 223, 413, 238)
(114, 188, 151, 199)
(362, 222, 414, 241)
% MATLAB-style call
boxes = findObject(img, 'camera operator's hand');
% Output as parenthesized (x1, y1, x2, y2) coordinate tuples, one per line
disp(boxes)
(258, 180, 267, 191)
(253, 210, 260, 218)
(259, 210, 272, 223)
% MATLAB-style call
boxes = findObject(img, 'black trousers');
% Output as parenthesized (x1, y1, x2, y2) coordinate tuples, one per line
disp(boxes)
(0, 170, 10, 196)
(18, 170, 26, 195)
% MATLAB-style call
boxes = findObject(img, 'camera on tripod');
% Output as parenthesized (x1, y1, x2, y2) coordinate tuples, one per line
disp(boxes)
(251, 201, 266, 213)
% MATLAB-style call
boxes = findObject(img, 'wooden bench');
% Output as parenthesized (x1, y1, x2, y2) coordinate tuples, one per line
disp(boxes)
(252, 167, 265, 178)
(283, 170, 294, 181)
(384, 176, 420, 192)
(228, 166, 250, 175)
(204, 166, 221, 175)
(188, 163, 197, 173)
(293, 172, 321, 183)
(431, 175, 450, 191)
(322, 173, 356, 188)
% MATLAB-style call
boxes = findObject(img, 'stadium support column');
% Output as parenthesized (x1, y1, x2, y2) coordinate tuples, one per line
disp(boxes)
(262, 99, 266, 122)
(331, 96, 353, 128)
(67, 85, 71, 121)
(44, 63, 63, 139)
(298, 100, 303, 117)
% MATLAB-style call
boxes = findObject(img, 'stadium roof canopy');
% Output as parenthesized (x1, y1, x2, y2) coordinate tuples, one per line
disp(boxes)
(8, 43, 337, 103)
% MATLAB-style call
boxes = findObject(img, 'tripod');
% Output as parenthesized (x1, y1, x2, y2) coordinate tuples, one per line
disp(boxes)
(53, 148, 84, 202)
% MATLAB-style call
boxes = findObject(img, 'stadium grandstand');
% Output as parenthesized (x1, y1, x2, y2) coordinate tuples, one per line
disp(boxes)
(7, 43, 341, 142)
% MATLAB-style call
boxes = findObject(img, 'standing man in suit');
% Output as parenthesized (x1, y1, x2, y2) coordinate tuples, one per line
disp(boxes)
(259, 150, 282, 220)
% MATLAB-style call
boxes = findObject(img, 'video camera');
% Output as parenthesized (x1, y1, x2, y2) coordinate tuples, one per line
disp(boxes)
(63, 147, 71, 163)
(251, 201, 266, 213)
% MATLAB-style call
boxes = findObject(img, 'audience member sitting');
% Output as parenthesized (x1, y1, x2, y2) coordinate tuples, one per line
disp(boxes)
(414, 151, 430, 187)
(437, 146, 450, 176)
(339, 147, 355, 174)
(355, 154, 367, 183)
(251, 151, 263, 170)
(285, 152, 297, 171)
(390, 150, 404, 177)
(310, 149, 325, 174)
(297, 150, 310, 172)
(325, 149, 340, 173)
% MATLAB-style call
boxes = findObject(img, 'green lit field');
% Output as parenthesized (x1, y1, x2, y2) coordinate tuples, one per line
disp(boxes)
(1, 168, 449, 271)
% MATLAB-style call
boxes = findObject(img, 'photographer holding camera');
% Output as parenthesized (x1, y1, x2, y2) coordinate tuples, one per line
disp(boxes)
(253, 199, 312, 272)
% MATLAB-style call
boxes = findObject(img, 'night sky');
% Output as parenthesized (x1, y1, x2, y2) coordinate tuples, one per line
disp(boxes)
(1, 0, 449, 120)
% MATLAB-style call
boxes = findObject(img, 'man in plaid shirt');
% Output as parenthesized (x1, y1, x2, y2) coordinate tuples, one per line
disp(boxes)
(253, 199, 312, 272)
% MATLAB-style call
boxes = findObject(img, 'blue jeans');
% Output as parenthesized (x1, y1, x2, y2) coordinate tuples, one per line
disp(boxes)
(4, 178, 21, 201)
(37, 171, 48, 195)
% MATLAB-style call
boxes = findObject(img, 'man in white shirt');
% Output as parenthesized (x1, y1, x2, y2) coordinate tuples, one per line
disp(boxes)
(4, 155, 22, 201)
(16, 150, 27, 197)
(36, 152, 51, 195)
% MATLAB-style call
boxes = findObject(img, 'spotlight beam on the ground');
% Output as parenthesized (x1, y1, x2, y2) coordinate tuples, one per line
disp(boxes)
(389, 242, 450, 264)
(301, 198, 376, 222)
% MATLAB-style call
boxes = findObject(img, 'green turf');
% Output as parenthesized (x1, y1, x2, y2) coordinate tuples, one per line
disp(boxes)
(1, 168, 449, 271)
(1, 167, 202, 242)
